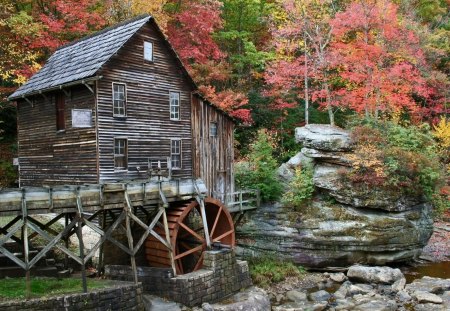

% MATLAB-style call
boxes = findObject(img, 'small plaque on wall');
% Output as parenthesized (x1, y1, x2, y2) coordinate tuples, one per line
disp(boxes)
(72, 109, 92, 128)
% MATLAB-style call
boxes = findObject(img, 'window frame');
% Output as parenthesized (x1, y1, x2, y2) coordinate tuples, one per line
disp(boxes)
(169, 91, 180, 121)
(55, 92, 65, 131)
(144, 41, 154, 62)
(114, 138, 128, 171)
(112, 82, 127, 117)
(210, 122, 218, 137)
(170, 139, 182, 170)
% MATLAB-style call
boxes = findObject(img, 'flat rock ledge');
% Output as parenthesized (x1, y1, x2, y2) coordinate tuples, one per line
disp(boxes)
(200, 287, 271, 311)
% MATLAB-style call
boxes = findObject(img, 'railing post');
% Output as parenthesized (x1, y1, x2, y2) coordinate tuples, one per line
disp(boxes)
(239, 191, 243, 213)
(256, 189, 261, 208)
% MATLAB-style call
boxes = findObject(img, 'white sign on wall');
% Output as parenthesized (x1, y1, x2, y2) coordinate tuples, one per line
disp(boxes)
(72, 109, 93, 128)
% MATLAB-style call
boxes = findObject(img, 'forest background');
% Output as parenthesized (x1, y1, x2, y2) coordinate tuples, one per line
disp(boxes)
(0, 0, 448, 198)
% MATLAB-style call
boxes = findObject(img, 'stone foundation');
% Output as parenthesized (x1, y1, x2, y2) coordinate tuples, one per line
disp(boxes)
(105, 249, 252, 307)
(0, 282, 144, 311)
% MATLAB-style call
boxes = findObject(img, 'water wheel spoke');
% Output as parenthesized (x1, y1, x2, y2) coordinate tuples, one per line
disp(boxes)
(176, 258, 184, 275)
(179, 222, 205, 243)
(212, 229, 234, 244)
(174, 244, 203, 260)
(178, 240, 202, 251)
(193, 251, 205, 271)
(209, 205, 223, 238)
(179, 226, 203, 238)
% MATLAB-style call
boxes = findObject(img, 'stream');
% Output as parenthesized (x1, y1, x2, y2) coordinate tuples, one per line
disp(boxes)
(401, 261, 450, 283)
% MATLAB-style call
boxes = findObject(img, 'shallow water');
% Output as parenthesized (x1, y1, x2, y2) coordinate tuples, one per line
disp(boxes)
(401, 261, 450, 283)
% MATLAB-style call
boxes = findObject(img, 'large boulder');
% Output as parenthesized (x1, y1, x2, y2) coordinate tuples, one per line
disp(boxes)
(242, 125, 434, 267)
(236, 199, 433, 267)
(295, 124, 353, 151)
(347, 265, 405, 285)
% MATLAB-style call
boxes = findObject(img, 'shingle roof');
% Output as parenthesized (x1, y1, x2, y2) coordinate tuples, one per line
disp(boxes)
(8, 15, 152, 100)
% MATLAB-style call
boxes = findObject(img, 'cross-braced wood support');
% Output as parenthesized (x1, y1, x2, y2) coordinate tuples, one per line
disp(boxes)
(0, 180, 193, 292)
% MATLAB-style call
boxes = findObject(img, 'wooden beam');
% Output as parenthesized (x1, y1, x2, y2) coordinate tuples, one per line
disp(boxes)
(22, 96, 33, 107)
(82, 80, 94, 94)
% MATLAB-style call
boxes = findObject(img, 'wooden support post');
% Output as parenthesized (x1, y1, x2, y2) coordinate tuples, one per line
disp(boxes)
(76, 220, 87, 293)
(21, 189, 31, 299)
(161, 206, 176, 276)
(125, 210, 138, 284)
(64, 214, 69, 269)
(198, 198, 211, 249)
(98, 210, 106, 274)
(76, 187, 87, 293)
(193, 180, 211, 248)
(124, 185, 138, 284)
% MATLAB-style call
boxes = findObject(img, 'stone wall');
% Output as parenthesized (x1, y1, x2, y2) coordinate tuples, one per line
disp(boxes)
(0, 282, 144, 311)
(105, 249, 252, 307)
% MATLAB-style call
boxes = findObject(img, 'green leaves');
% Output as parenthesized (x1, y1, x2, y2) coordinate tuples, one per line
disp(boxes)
(282, 165, 315, 210)
(235, 129, 282, 202)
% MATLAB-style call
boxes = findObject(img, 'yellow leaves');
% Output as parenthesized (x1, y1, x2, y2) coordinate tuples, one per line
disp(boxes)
(130, 0, 170, 30)
(433, 117, 450, 171)
(433, 117, 450, 150)
(347, 142, 387, 178)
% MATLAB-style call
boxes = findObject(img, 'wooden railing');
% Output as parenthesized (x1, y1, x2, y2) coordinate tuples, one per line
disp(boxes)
(213, 189, 260, 213)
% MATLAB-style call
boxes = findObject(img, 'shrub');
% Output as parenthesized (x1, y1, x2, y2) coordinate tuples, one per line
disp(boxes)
(282, 165, 314, 210)
(433, 117, 450, 173)
(235, 129, 282, 202)
(0, 160, 17, 188)
(345, 121, 445, 201)
(248, 256, 304, 288)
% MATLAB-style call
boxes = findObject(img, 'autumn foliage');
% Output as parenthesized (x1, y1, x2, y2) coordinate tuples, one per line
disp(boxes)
(0, 0, 448, 125)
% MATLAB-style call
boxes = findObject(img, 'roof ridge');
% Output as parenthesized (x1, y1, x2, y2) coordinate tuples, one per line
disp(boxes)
(56, 14, 151, 51)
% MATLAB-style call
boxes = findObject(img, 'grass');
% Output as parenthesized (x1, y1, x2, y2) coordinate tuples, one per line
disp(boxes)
(0, 277, 114, 301)
(248, 257, 305, 288)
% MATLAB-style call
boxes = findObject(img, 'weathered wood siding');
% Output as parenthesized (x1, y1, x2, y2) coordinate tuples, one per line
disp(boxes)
(17, 86, 98, 186)
(192, 96, 235, 197)
(96, 21, 194, 182)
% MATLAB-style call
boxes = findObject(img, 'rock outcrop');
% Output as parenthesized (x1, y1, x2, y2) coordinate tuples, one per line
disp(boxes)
(237, 124, 434, 267)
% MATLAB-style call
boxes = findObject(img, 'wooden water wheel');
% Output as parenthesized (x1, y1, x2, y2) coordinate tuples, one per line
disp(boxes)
(145, 198, 235, 274)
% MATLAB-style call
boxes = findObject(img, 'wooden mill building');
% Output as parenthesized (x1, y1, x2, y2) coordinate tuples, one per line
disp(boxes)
(8, 14, 235, 197)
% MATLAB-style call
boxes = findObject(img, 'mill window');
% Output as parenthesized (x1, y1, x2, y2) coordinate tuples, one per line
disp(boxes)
(144, 41, 153, 62)
(170, 92, 180, 120)
(171, 139, 182, 169)
(56, 93, 65, 131)
(114, 138, 128, 170)
(210, 122, 218, 137)
(113, 83, 126, 117)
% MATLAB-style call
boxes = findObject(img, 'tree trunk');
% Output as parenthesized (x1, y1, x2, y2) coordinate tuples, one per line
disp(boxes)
(324, 80, 334, 126)
(304, 34, 309, 125)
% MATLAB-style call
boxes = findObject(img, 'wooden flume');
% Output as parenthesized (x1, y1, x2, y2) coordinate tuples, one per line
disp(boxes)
(0, 178, 208, 295)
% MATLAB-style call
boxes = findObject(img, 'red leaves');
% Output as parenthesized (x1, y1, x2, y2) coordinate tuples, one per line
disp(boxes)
(199, 85, 252, 124)
(34, 0, 106, 51)
(330, 0, 433, 118)
(167, 0, 225, 66)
